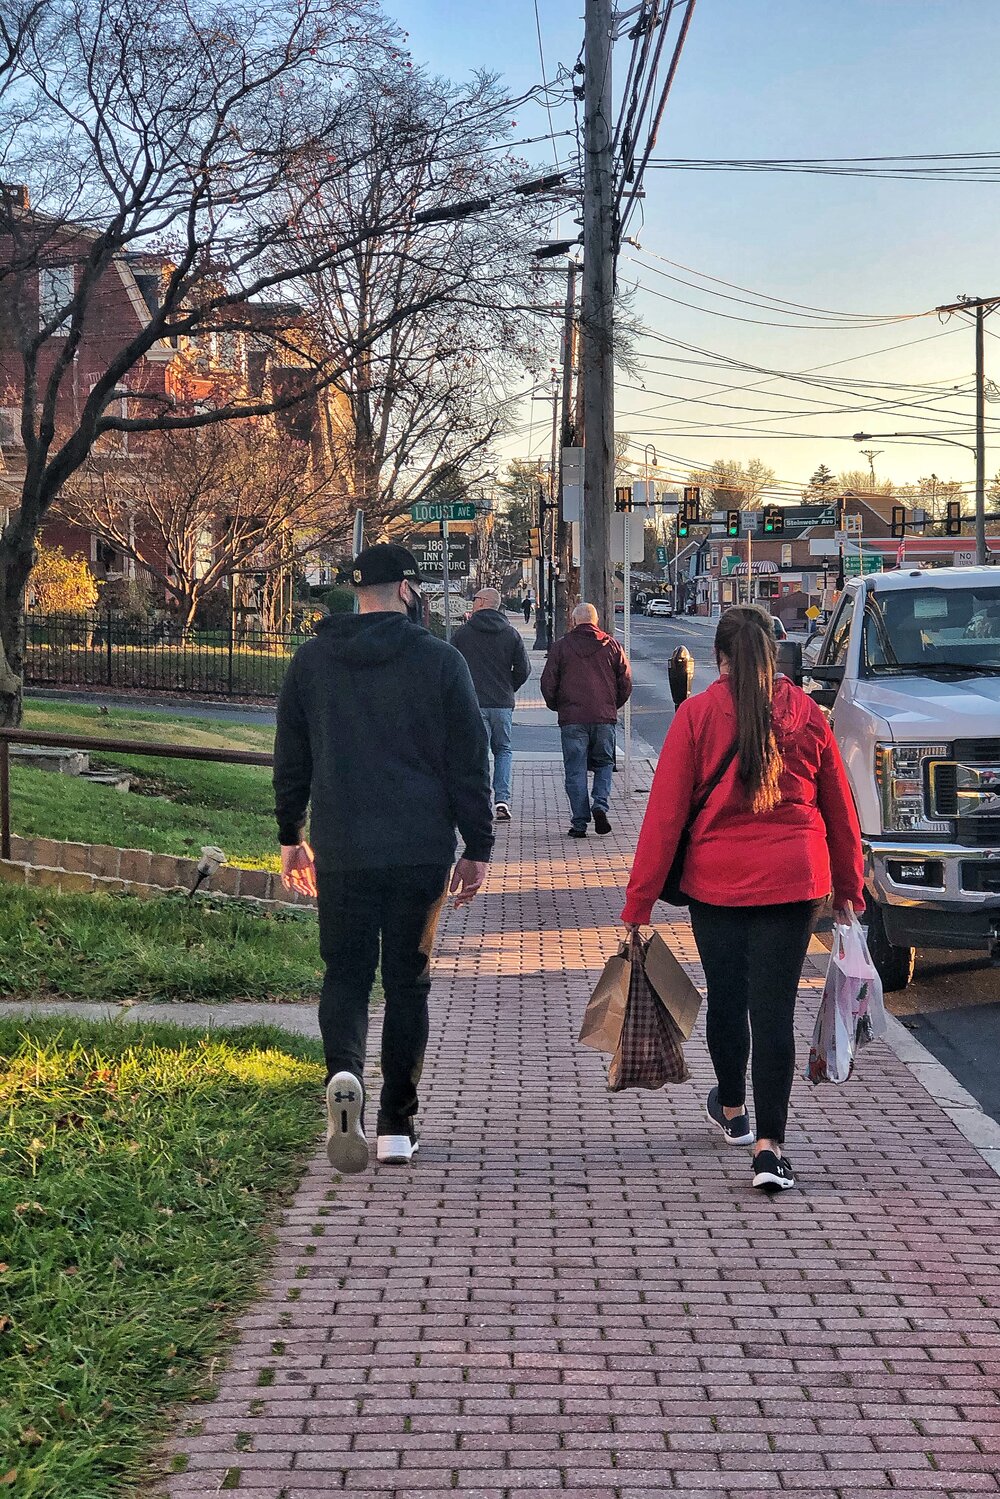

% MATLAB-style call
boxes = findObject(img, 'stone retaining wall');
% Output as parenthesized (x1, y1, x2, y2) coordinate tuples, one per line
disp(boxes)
(0, 835, 315, 910)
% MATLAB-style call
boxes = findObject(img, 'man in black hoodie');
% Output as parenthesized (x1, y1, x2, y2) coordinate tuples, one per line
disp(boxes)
(452, 587, 531, 822)
(273, 544, 493, 1175)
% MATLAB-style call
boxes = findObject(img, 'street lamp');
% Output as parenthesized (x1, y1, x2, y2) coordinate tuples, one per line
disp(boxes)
(852, 431, 986, 564)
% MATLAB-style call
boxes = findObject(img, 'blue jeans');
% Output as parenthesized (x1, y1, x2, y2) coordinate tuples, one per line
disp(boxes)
(560, 723, 615, 831)
(481, 708, 514, 807)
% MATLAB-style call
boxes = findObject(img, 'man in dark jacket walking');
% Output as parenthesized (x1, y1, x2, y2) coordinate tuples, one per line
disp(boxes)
(540, 602, 632, 837)
(452, 587, 531, 822)
(273, 544, 493, 1175)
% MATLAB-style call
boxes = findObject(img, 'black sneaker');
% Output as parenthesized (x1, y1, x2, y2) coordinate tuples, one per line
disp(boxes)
(593, 808, 612, 835)
(706, 1086, 754, 1146)
(568, 827, 587, 838)
(495, 803, 512, 822)
(752, 1150, 795, 1191)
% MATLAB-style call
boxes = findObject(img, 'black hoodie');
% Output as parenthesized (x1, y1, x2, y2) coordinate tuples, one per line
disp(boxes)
(273, 613, 494, 870)
(451, 608, 531, 709)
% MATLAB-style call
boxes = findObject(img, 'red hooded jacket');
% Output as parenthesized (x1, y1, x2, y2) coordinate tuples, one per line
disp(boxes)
(622, 676, 864, 925)
(540, 623, 632, 726)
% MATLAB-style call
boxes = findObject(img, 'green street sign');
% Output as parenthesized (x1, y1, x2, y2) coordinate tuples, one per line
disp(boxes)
(844, 554, 882, 576)
(656, 546, 668, 564)
(410, 501, 477, 523)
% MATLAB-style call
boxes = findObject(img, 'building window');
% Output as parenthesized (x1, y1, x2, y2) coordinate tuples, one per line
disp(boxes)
(39, 266, 74, 332)
(781, 544, 792, 567)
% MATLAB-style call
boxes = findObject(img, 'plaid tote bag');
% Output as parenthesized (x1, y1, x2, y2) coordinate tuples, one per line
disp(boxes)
(608, 932, 690, 1091)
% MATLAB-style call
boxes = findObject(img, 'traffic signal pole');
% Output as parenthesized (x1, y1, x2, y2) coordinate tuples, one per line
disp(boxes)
(582, 0, 614, 629)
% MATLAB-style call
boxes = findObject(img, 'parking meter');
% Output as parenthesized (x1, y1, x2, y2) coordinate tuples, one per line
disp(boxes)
(667, 646, 694, 707)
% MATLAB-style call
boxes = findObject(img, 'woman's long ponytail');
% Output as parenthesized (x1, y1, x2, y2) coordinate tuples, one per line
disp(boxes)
(714, 605, 783, 814)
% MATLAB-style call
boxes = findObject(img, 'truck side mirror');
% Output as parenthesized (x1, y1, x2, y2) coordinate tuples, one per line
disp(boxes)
(804, 660, 844, 709)
(777, 641, 802, 686)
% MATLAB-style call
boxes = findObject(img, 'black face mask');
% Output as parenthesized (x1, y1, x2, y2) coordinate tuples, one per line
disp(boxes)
(404, 586, 423, 625)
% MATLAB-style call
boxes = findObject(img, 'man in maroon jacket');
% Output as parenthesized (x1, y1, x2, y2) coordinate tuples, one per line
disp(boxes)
(540, 603, 633, 837)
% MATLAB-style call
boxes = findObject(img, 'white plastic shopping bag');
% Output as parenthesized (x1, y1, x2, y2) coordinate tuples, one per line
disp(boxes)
(806, 914, 887, 1084)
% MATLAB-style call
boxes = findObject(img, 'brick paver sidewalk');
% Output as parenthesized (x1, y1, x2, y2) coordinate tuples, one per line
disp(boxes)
(161, 761, 1000, 1498)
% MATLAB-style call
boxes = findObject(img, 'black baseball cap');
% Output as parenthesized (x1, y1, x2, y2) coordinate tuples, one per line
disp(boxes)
(350, 543, 422, 588)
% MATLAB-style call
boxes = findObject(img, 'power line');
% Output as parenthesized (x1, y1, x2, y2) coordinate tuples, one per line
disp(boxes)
(626, 245, 920, 322)
(621, 273, 925, 331)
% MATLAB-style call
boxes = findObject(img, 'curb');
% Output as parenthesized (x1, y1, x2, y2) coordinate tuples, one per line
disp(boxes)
(881, 1010, 1000, 1169)
(803, 932, 1000, 1175)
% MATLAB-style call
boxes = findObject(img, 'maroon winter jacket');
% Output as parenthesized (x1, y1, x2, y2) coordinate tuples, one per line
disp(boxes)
(540, 623, 633, 726)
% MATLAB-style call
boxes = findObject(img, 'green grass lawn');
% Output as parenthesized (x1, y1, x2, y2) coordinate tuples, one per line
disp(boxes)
(0, 1016, 324, 1499)
(15, 700, 278, 870)
(0, 886, 321, 1003)
(25, 638, 292, 698)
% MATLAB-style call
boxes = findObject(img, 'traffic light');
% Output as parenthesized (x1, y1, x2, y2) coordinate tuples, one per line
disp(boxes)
(890, 506, 906, 540)
(677, 513, 690, 540)
(945, 499, 962, 536)
(614, 486, 633, 513)
(763, 508, 784, 535)
(726, 509, 740, 538)
(529, 526, 542, 558)
(682, 485, 701, 521)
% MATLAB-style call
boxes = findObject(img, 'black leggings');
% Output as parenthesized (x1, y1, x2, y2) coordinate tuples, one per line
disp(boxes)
(688, 898, 824, 1145)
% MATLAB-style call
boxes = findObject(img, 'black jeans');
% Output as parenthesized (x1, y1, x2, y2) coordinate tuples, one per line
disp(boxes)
(688, 898, 824, 1144)
(316, 864, 450, 1134)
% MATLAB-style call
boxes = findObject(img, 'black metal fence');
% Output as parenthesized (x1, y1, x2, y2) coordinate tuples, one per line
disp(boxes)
(23, 612, 309, 699)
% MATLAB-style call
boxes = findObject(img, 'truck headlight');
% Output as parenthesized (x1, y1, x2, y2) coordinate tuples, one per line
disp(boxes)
(874, 742, 952, 835)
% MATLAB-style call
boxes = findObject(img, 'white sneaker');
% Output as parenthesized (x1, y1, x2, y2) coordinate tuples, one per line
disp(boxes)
(325, 1072, 368, 1174)
(376, 1133, 419, 1165)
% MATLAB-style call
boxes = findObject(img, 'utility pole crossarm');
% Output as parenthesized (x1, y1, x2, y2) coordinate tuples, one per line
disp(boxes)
(935, 295, 1000, 315)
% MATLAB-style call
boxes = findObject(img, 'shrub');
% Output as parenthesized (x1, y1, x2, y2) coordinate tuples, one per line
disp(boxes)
(28, 545, 99, 614)
(193, 590, 232, 629)
(321, 585, 355, 614)
(99, 575, 154, 619)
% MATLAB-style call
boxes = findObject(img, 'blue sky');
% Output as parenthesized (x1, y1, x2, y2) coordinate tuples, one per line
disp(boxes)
(391, 1, 1000, 494)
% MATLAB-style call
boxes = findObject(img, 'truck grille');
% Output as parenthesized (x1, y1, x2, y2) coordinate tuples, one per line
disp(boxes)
(954, 738, 1000, 763)
(957, 814, 1000, 847)
(932, 762, 959, 816)
(929, 741, 1000, 827)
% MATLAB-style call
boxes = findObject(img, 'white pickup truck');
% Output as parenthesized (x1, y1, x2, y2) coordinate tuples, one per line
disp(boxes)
(801, 566, 1000, 989)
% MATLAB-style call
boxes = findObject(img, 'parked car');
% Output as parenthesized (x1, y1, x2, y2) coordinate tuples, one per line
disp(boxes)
(645, 598, 674, 618)
(800, 567, 1000, 990)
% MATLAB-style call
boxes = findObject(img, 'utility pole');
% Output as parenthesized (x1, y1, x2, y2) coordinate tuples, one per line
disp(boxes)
(976, 303, 986, 567)
(582, 0, 614, 628)
(935, 293, 1000, 565)
(556, 261, 579, 638)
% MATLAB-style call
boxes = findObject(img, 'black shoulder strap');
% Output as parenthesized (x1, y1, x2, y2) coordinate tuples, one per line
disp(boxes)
(688, 742, 739, 827)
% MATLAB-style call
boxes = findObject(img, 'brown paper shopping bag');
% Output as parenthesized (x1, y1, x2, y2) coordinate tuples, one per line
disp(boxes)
(642, 931, 703, 1041)
(578, 943, 631, 1054)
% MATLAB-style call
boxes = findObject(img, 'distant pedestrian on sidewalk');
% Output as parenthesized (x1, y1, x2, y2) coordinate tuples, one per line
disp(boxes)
(273, 543, 493, 1175)
(540, 602, 632, 838)
(452, 587, 531, 823)
(522, 589, 534, 624)
(621, 604, 863, 1192)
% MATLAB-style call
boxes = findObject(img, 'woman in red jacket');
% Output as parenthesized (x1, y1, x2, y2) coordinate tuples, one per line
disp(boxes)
(622, 605, 864, 1191)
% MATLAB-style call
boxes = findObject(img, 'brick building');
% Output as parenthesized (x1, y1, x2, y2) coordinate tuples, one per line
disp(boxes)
(0, 186, 348, 606)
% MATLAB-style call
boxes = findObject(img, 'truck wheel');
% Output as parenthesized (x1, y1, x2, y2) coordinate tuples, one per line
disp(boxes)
(865, 904, 915, 992)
